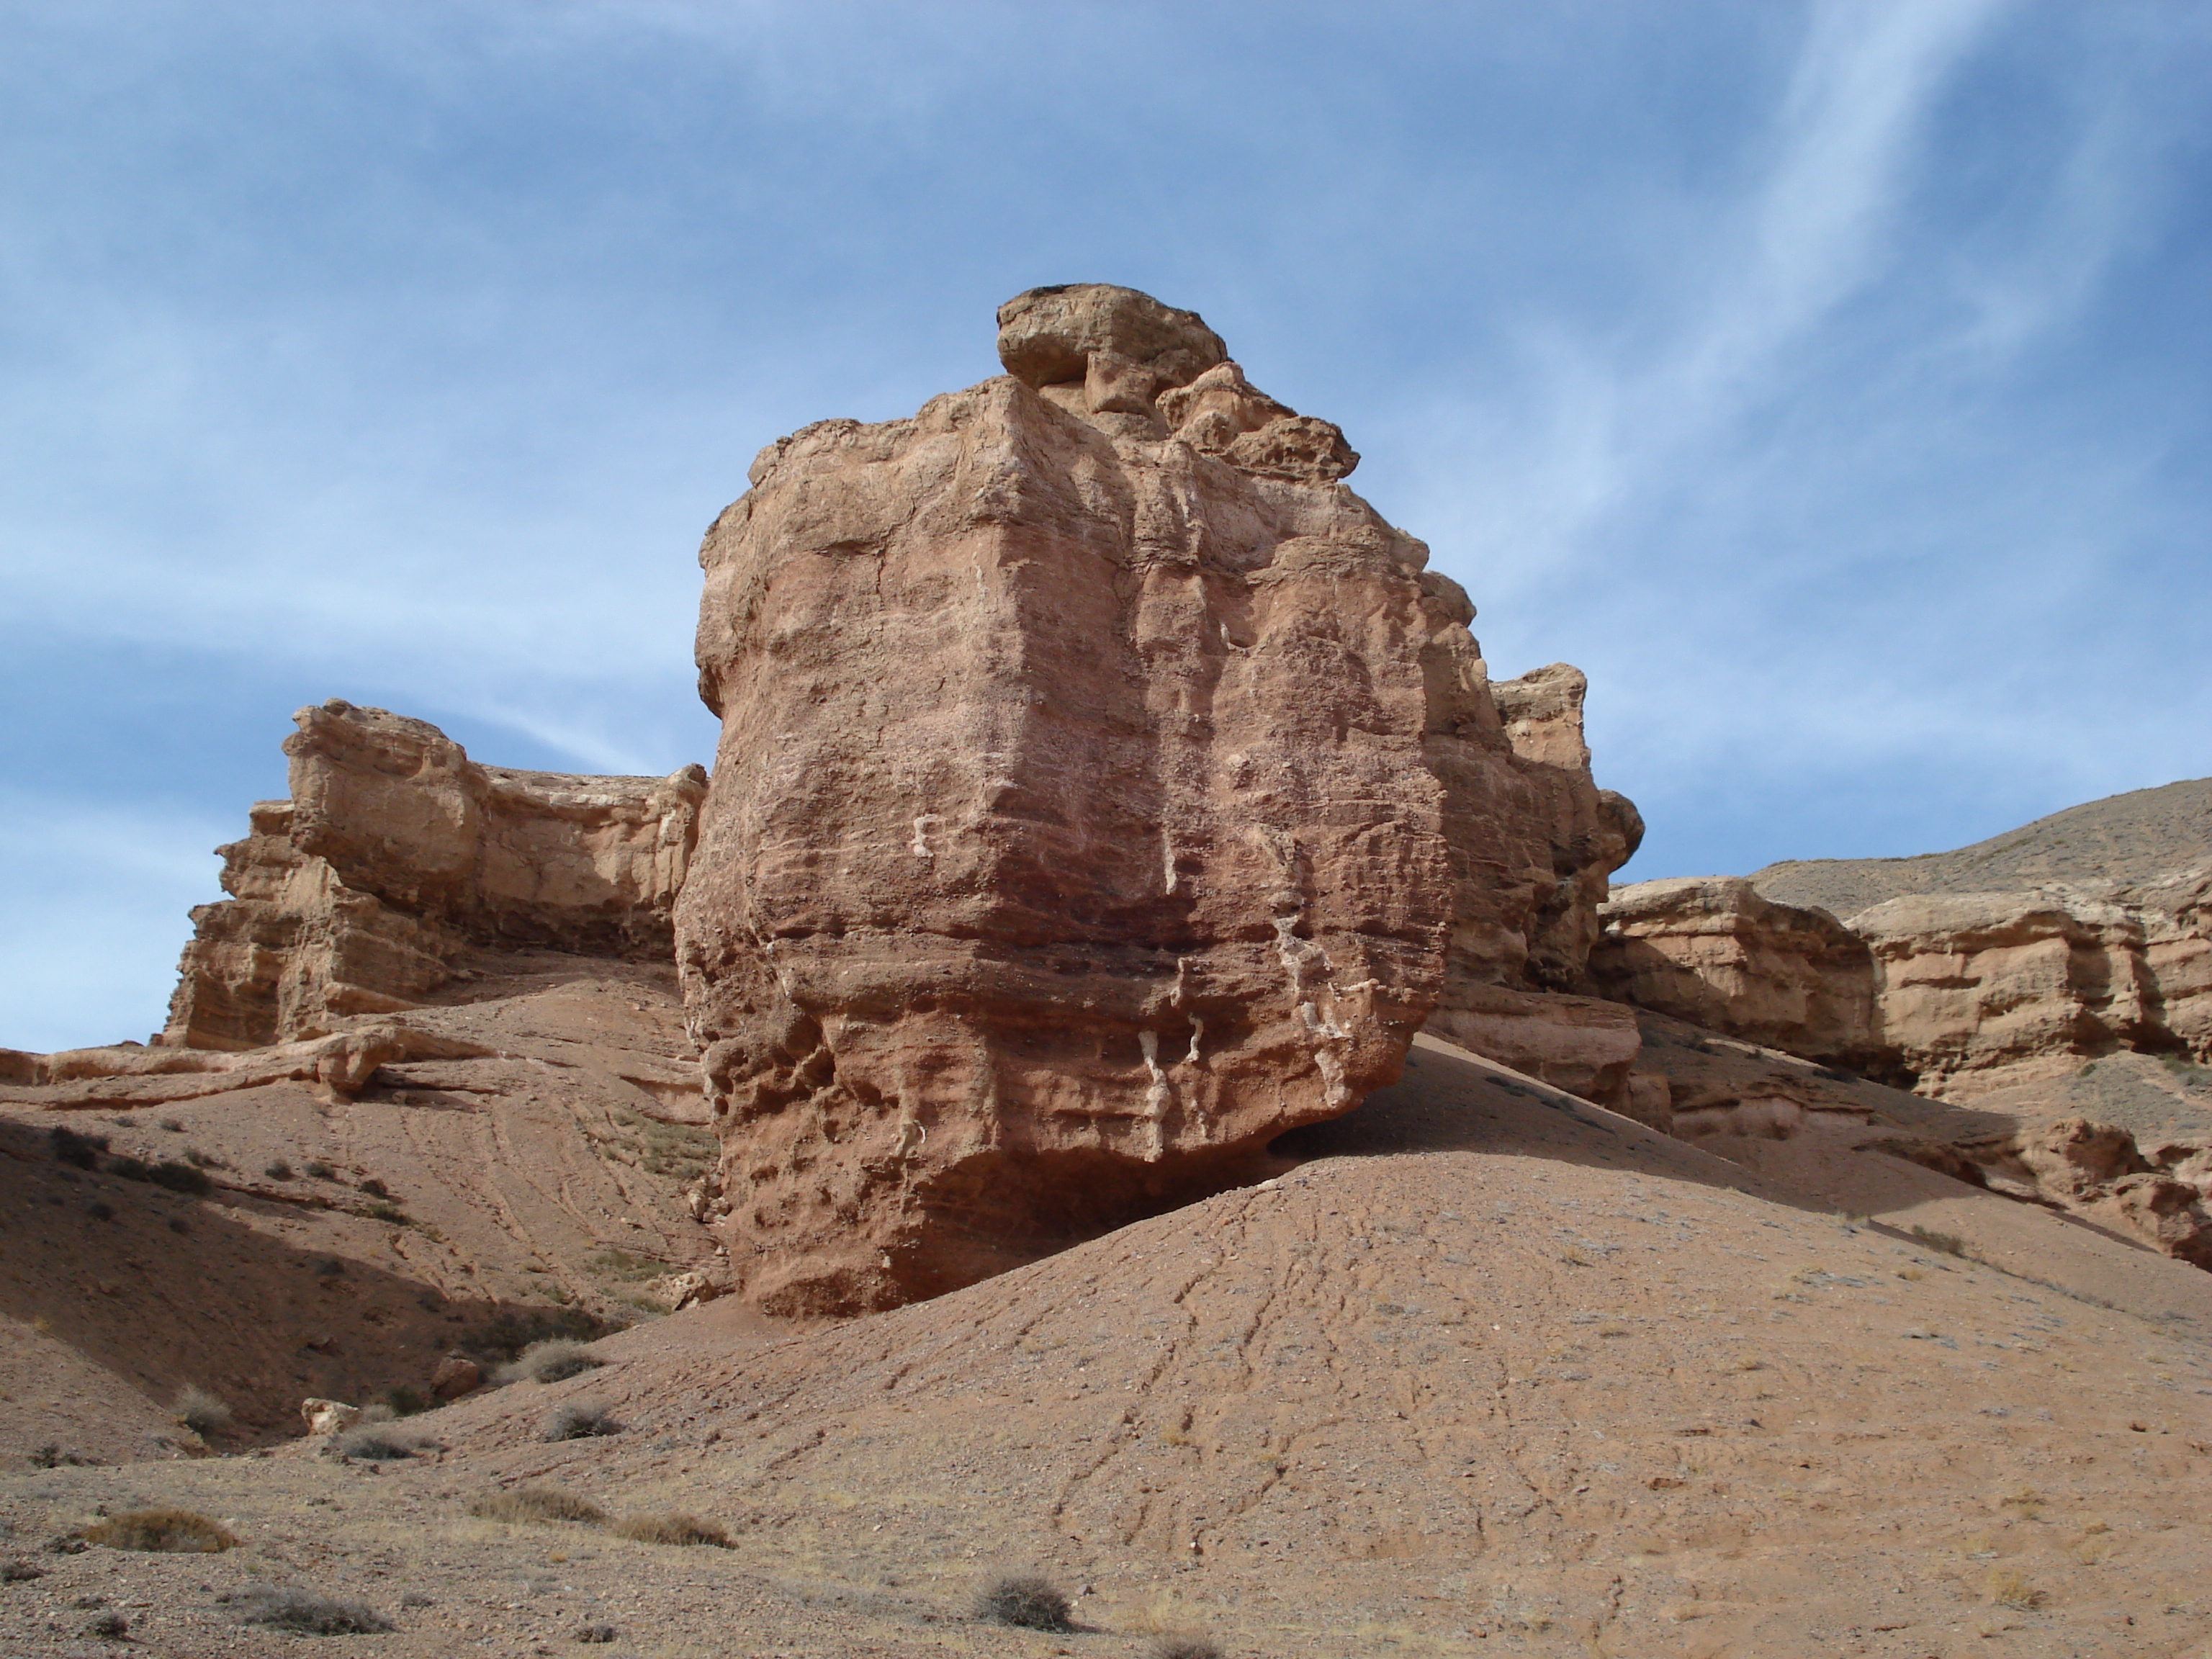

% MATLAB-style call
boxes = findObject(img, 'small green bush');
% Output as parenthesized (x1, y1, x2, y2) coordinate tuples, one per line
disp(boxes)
(83, 1509, 238, 1553)
(1910, 1225, 1966, 1257)
(386, 1385, 428, 1417)
(264, 1161, 294, 1181)
(303, 1160, 335, 1179)
(467, 1306, 619, 1362)
(334, 1428, 418, 1461)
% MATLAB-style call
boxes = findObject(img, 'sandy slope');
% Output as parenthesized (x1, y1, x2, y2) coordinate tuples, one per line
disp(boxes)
(4, 1034, 2207, 1658)
(0, 956, 719, 1464)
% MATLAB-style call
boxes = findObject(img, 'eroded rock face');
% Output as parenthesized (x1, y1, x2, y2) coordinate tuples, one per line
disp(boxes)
(164, 703, 706, 1049)
(678, 285, 1639, 1313)
(1591, 878, 1885, 1071)
(1853, 891, 2169, 1098)
(1593, 869, 2212, 1103)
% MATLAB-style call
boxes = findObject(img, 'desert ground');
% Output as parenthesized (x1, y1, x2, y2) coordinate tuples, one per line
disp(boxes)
(4, 1033, 2208, 1659)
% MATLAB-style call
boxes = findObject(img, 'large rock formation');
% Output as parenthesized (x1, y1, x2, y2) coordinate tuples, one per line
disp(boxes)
(164, 701, 707, 1049)
(677, 284, 1640, 1312)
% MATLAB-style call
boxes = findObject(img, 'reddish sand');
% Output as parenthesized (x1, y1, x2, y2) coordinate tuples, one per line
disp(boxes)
(3, 1034, 2207, 1657)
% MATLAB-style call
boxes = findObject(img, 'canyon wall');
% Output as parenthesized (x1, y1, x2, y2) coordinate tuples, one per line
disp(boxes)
(1596, 871, 2212, 1100)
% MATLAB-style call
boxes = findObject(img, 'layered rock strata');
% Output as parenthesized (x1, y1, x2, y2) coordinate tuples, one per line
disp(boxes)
(677, 284, 1640, 1312)
(1589, 878, 1885, 1072)
(1851, 890, 2171, 1097)
(164, 701, 707, 1049)
(1596, 872, 2210, 1100)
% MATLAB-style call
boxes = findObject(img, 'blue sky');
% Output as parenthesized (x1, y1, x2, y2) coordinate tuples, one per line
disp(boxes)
(5, 0, 2209, 1050)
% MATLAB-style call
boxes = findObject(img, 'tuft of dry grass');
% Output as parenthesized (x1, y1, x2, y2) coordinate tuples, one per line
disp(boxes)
(83, 1509, 238, 1553)
(496, 1339, 607, 1385)
(467, 1485, 608, 1527)
(234, 1588, 395, 1634)
(541, 1402, 620, 1442)
(1150, 1638, 1224, 1659)
(611, 1513, 733, 1548)
(1985, 1568, 2047, 1611)
(334, 1426, 425, 1462)
(173, 1385, 232, 1437)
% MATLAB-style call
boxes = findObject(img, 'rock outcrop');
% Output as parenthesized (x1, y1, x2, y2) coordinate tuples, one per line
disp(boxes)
(163, 701, 706, 1049)
(1591, 878, 1884, 1071)
(1851, 889, 2170, 1097)
(1596, 871, 2210, 1102)
(677, 284, 1640, 1313)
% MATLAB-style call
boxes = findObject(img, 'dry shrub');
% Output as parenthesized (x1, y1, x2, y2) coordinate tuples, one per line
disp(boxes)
(83, 1509, 238, 1553)
(541, 1401, 619, 1442)
(467, 1485, 608, 1527)
(48, 1127, 107, 1169)
(497, 1339, 607, 1385)
(145, 1159, 212, 1195)
(334, 1427, 421, 1461)
(235, 1588, 395, 1635)
(975, 1573, 1073, 1632)
(173, 1385, 232, 1437)
(612, 1513, 732, 1548)
(1986, 1568, 2047, 1611)
(1151, 1640, 1224, 1659)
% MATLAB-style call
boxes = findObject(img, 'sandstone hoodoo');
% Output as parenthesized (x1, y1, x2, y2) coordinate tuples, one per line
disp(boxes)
(677, 284, 1640, 1313)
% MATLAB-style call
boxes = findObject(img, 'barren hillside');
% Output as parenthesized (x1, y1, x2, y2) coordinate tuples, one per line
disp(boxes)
(1751, 776, 2212, 919)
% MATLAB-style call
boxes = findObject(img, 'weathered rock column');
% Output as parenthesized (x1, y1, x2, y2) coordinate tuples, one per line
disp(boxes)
(678, 285, 1461, 1312)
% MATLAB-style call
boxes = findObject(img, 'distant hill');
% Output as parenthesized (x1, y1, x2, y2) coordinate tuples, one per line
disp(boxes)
(1749, 775, 2212, 920)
